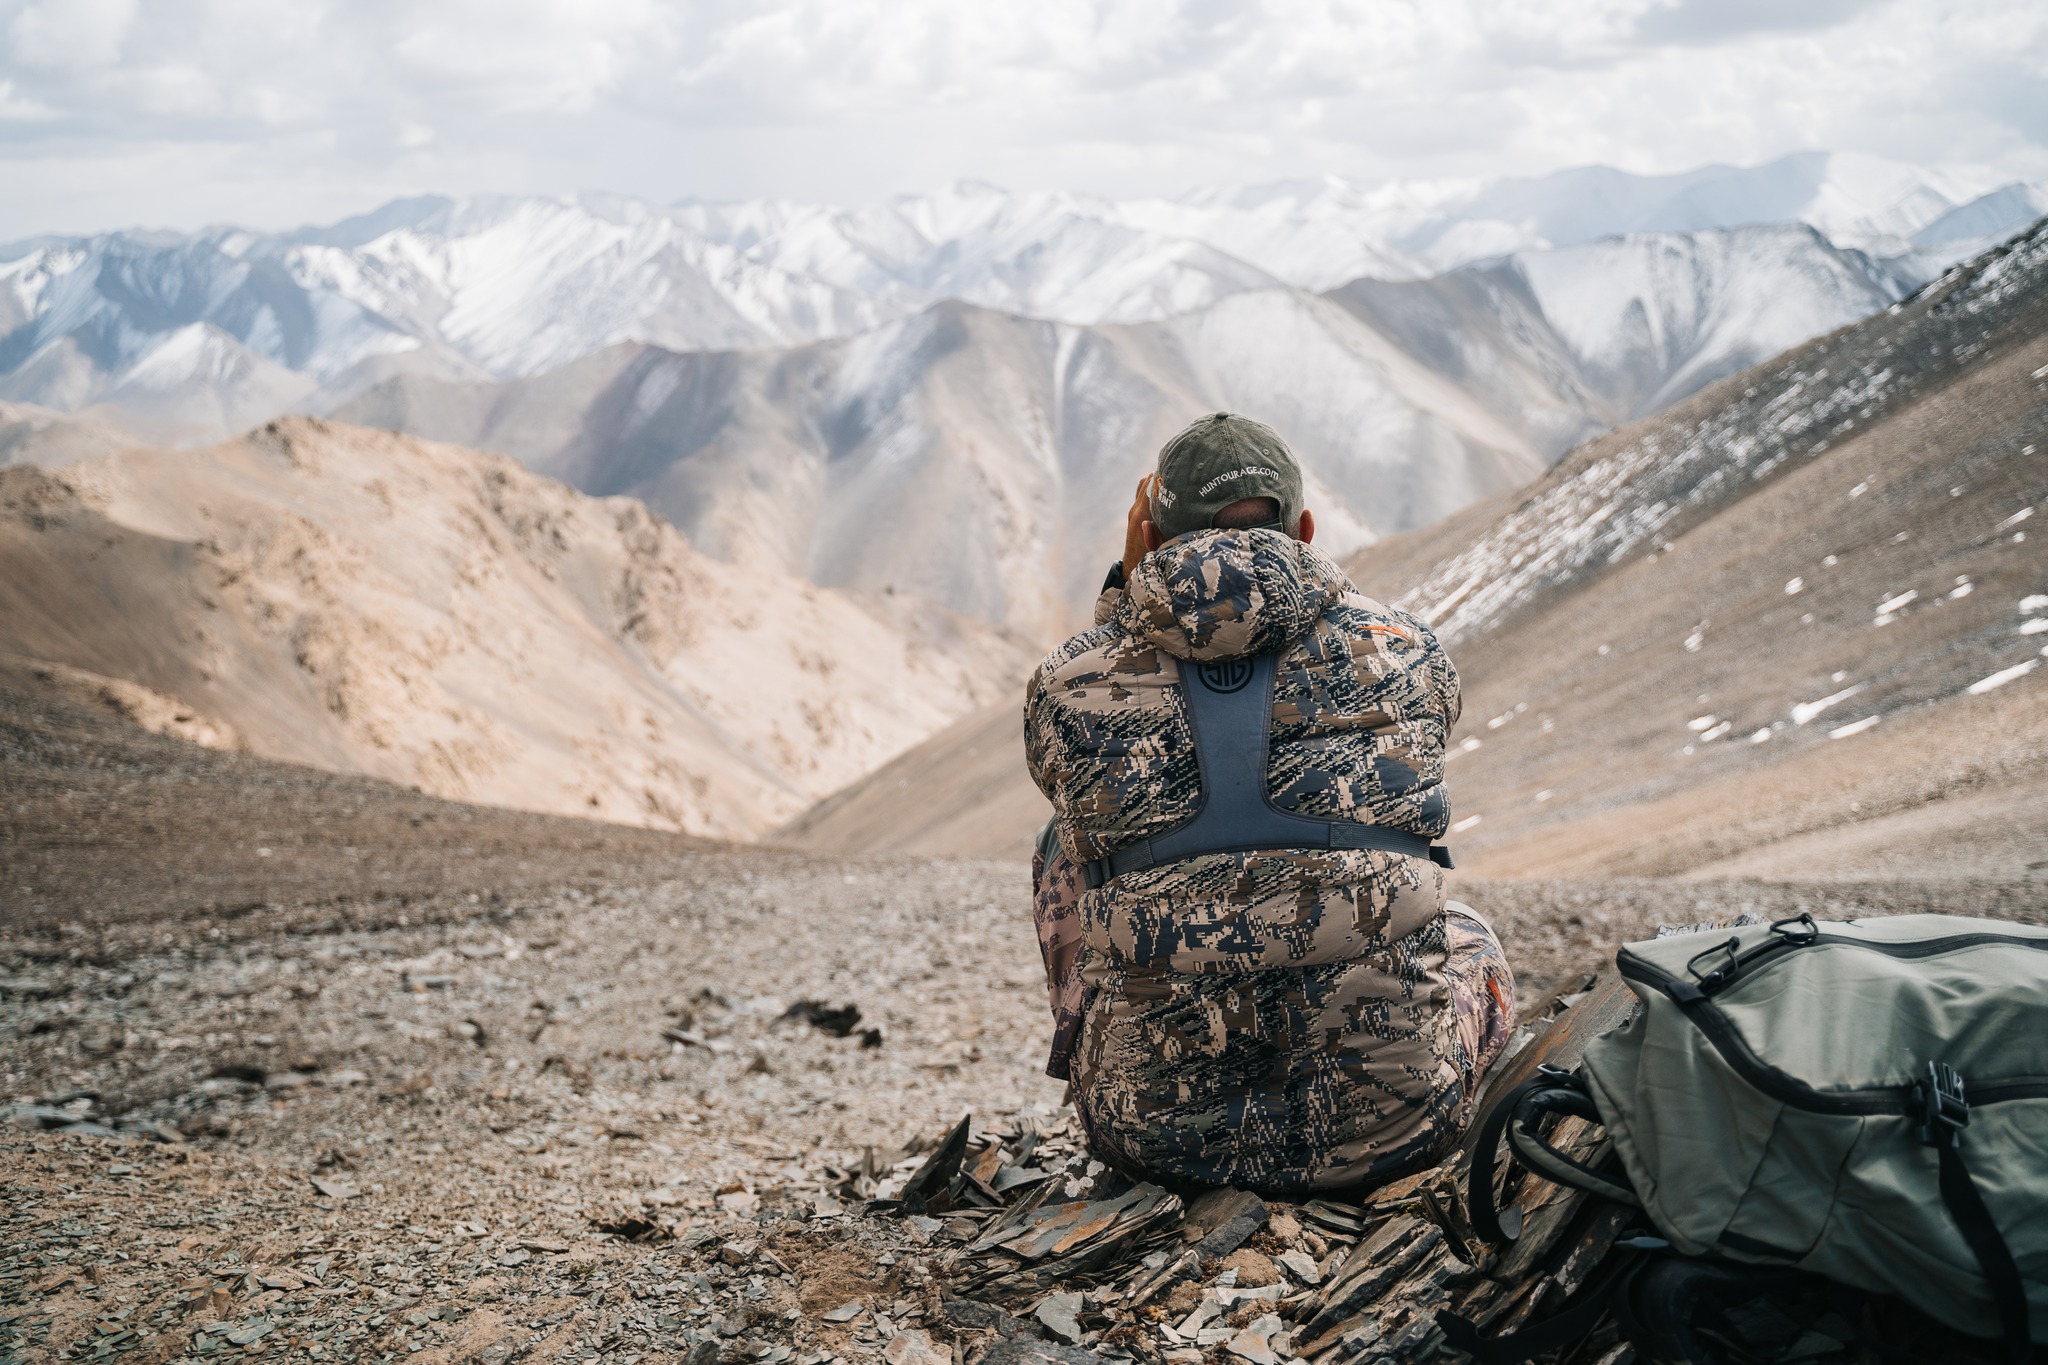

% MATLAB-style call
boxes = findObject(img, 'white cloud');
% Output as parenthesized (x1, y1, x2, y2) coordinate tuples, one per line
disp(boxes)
(0, 0, 2043, 239)
(391, 0, 670, 114)
(7, 0, 137, 71)
(0, 78, 57, 121)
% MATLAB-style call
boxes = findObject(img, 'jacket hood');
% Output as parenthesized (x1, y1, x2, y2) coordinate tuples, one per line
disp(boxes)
(1118, 527, 1351, 661)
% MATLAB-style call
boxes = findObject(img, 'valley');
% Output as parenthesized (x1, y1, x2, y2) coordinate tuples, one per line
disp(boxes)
(0, 420, 1027, 839)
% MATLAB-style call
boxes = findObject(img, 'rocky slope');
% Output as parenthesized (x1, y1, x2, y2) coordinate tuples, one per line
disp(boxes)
(0, 418, 1028, 839)
(781, 219, 2048, 872)
(1352, 217, 2048, 880)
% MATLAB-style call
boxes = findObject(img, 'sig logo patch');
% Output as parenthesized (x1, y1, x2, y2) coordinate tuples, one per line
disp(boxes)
(1195, 658, 1256, 693)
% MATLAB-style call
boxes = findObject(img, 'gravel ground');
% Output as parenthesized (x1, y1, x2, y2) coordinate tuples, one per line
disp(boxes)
(0, 851, 1067, 1365)
(7, 668, 2046, 1364)
(10, 852, 2045, 1364)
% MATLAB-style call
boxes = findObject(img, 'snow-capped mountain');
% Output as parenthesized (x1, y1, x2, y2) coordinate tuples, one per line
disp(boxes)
(321, 223, 1906, 640)
(1496, 223, 1907, 414)
(3, 152, 2039, 452)
(670, 185, 1287, 331)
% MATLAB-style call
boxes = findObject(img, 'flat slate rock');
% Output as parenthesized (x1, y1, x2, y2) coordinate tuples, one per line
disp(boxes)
(981, 1338, 1103, 1365)
(941, 1298, 1034, 1338)
(1183, 1188, 1267, 1259)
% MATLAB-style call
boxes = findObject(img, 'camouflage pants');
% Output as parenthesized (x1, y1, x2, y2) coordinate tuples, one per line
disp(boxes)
(1041, 873, 1516, 1196)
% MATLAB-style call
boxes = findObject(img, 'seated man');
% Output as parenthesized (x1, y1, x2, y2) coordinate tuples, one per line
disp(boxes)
(1025, 413, 1515, 1195)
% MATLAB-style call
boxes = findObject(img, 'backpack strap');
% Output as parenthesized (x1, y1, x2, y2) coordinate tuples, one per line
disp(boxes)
(1467, 1073, 1547, 1246)
(1920, 1062, 2032, 1359)
(1505, 1090, 1640, 1209)
(1467, 1067, 1639, 1249)
(1080, 650, 1452, 889)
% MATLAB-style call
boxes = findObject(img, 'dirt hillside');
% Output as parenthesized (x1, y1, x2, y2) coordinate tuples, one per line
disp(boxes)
(0, 417, 1029, 840)
(772, 699, 1049, 861)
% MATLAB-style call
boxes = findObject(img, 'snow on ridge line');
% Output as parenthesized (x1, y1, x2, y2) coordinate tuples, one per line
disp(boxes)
(1395, 218, 2048, 645)
(7, 154, 2042, 392)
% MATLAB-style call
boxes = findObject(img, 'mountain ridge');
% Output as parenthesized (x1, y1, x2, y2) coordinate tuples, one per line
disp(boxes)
(4, 153, 2038, 455)
(327, 224, 1910, 638)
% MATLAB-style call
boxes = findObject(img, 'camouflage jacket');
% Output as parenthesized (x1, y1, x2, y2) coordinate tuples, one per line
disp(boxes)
(1023, 528, 1465, 1193)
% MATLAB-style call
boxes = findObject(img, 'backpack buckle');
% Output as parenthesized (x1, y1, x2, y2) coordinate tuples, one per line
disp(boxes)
(1917, 1061, 1969, 1148)
(1684, 936, 1742, 993)
(1769, 913, 1819, 944)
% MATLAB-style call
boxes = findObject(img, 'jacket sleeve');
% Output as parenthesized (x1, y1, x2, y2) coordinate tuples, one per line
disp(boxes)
(1399, 608, 1462, 729)
(1023, 665, 1062, 806)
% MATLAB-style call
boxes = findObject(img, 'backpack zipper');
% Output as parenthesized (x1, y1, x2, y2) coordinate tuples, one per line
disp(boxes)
(1672, 922, 2048, 1000)
(1617, 936, 2048, 1116)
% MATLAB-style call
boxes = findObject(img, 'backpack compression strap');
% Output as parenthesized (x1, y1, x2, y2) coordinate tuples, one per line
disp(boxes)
(1920, 1063, 2032, 1358)
(1081, 650, 1453, 889)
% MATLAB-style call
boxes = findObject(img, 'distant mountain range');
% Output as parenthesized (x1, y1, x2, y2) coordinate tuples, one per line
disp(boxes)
(329, 222, 1907, 638)
(3, 151, 2043, 640)
(3, 152, 2036, 427)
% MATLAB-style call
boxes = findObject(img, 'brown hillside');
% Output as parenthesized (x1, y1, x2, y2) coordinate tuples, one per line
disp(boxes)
(773, 696, 1047, 860)
(0, 417, 1027, 840)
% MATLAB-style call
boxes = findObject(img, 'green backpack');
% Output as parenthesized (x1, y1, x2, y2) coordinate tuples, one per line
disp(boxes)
(1463, 913, 2048, 1359)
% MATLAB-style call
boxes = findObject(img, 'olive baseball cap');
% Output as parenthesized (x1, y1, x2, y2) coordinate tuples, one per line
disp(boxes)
(1149, 412, 1305, 540)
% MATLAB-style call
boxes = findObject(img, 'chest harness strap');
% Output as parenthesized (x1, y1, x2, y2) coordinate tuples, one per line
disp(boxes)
(1080, 650, 1453, 890)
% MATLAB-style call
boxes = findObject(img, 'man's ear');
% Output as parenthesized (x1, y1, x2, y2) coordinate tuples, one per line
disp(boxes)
(1143, 521, 1164, 553)
(1297, 509, 1315, 545)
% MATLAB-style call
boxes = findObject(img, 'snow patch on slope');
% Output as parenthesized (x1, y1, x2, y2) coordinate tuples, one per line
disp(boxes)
(1399, 219, 2048, 645)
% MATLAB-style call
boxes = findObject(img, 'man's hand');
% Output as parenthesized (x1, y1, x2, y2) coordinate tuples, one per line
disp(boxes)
(1122, 474, 1159, 581)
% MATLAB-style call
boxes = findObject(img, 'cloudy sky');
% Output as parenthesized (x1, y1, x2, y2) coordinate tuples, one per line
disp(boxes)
(2, 0, 2045, 240)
